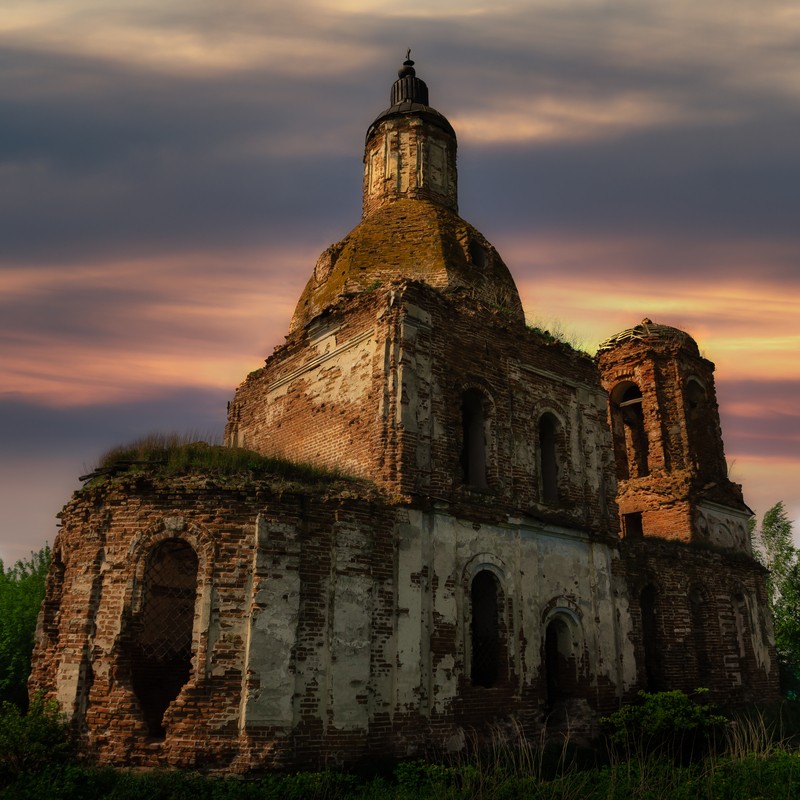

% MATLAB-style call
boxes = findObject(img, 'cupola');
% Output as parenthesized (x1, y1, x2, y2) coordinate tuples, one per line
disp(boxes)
(362, 54, 458, 217)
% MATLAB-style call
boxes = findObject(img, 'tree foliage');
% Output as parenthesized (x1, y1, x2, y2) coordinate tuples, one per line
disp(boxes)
(752, 502, 800, 696)
(0, 546, 50, 708)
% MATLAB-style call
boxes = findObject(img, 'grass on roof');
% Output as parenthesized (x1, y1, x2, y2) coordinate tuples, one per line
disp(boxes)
(89, 433, 355, 485)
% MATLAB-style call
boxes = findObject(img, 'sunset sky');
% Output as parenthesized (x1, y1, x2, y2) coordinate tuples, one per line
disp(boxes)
(1, 0, 798, 563)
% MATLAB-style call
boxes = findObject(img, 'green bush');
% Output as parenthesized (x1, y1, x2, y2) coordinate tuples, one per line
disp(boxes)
(602, 689, 728, 764)
(0, 694, 73, 786)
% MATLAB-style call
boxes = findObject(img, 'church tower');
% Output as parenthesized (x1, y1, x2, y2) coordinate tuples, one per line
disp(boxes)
(596, 320, 752, 553)
(227, 57, 541, 505)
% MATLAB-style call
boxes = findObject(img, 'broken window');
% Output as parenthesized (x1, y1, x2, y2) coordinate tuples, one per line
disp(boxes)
(130, 538, 198, 739)
(538, 413, 560, 505)
(461, 389, 488, 489)
(471, 570, 500, 688)
(610, 382, 650, 479)
(544, 616, 576, 706)
(640, 584, 664, 691)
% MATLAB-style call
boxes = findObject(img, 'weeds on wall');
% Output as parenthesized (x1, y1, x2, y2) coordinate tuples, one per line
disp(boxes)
(525, 316, 591, 355)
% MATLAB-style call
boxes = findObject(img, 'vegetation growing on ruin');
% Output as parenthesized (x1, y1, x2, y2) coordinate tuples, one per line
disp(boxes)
(4, 694, 800, 797)
(85, 434, 361, 487)
(526, 316, 592, 355)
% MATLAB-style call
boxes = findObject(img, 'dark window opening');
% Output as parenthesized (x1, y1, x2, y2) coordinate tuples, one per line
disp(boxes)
(461, 389, 488, 489)
(468, 239, 487, 268)
(545, 617, 575, 706)
(623, 512, 644, 538)
(620, 386, 649, 477)
(689, 588, 712, 686)
(685, 378, 720, 477)
(640, 584, 663, 691)
(131, 539, 198, 739)
(471, 571, 500, 688)
(539, 413, 560, 504)
(610, 383, 650, 480)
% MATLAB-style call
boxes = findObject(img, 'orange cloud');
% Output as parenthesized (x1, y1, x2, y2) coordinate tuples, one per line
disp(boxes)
(1, 247, 313, 406)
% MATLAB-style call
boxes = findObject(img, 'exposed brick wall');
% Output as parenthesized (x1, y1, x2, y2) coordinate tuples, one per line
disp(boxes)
(620, 538, 778, 703)
(33, 469, 776, 773)
(230, 280, 617, 535)
(597, 321, 750, 548)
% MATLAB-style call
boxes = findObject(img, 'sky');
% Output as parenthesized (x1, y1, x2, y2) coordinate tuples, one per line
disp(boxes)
(1, 0, 799, 563)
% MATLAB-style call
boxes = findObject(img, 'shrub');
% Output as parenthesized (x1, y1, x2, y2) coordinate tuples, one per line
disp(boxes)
(601, 689, 728, 764)
(0, 694, 73, 786)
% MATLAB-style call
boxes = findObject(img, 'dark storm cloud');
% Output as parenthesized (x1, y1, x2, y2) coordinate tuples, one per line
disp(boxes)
(3, 3, 800, 277)
(461, 116, 800, 252)
(0, 43, 367, 264)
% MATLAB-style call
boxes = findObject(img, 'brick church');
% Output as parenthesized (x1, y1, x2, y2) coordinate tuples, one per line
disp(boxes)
(30, 58, 778, 771)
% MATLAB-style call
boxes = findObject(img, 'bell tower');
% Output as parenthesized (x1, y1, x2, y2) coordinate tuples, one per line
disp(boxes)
(597, 319, 752, 552)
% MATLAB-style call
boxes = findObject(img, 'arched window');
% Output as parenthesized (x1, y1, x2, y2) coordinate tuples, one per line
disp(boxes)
(610, 382, 649, 479)
(685, 377, 719, 476)
(461, 389, 488, 489)
(130, 538, 198, 738)
(640, 584, 663, 691)
(689, 587, 712, 686)
(544, 616, 576, 706)
(471, 570, 500, 688)
(538, 412, 560, 504)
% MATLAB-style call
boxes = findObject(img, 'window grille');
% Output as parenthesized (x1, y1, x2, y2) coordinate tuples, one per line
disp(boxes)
(130, 538, 198, 738)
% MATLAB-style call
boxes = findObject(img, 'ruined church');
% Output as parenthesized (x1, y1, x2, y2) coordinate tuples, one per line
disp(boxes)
(30, 58, 779, 771)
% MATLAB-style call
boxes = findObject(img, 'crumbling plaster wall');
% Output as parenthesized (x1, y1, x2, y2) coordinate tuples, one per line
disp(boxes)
(226, 290, 394, 486)
(363, 116, 457, 216)
(32, 470, 640, 771)
(393, 283, 618, 533)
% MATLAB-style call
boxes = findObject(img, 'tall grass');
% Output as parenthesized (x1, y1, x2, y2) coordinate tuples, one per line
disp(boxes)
(5, 706, 800, 798)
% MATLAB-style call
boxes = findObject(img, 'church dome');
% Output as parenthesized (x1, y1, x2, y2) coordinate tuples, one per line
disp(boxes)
(289, 56, 524, 332)
(289, 199, 524, 332)
(597, 318, 700, 355)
